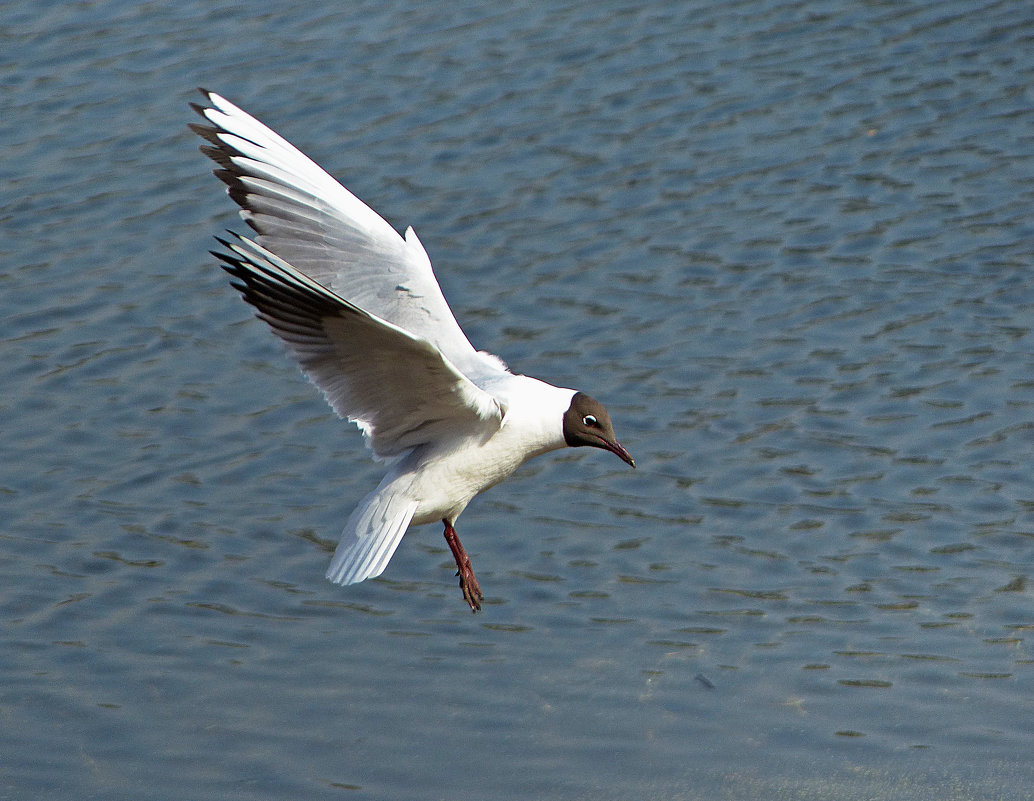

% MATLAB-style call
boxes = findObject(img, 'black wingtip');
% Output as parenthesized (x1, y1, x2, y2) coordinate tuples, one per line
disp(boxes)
(213, 231, 244, 250)
(190, 88, 215, 118)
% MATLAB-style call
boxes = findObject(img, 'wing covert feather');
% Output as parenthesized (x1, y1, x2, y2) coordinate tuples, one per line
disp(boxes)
(213, 234, 503, 459)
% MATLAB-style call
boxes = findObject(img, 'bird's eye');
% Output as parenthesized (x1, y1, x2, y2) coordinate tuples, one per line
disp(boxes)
(583, 414, 598, 427)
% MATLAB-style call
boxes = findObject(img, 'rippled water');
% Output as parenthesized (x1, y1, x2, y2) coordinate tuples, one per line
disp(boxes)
(4, 0, 1034, 798)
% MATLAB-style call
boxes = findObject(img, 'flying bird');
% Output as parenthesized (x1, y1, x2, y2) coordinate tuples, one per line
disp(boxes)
(190, 89, 634, 611)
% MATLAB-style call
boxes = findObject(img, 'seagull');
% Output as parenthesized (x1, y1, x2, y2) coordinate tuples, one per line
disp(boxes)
(190, 89, 635, 611)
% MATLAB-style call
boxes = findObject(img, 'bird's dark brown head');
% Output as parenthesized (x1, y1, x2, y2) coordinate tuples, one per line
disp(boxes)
(562, 392, 635, 468)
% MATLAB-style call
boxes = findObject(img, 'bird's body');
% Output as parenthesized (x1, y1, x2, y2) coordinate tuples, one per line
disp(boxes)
(383, 376, 577, 528)
(191, 90, 633, 610)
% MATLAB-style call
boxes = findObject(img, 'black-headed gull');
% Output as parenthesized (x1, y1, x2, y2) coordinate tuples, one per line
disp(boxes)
(190, 89, 634, 611)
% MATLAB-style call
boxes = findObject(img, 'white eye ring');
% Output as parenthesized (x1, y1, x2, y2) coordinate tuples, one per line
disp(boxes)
(583, 414, 598, 427)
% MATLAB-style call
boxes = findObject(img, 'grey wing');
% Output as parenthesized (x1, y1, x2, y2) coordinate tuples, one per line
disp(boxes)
(190, 89, 504, 380)
(213, 234, 503, 460)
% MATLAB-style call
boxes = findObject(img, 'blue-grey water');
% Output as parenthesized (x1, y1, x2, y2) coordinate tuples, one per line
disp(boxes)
(4, 1, 1034, 798)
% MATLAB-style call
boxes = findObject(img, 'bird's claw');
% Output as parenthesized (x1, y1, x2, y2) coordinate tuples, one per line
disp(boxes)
(457, 567, 483, 613)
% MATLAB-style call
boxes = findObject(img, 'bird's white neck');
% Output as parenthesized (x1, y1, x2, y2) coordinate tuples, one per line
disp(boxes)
(492, 376, 576, 461)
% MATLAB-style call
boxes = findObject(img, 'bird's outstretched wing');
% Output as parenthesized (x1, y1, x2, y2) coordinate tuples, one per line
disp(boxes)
(190, 88, 506, 382)
(213, 233, 503, 459)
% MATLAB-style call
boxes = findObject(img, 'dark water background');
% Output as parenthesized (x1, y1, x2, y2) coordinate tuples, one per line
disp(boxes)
(4, 1, 1034, 798)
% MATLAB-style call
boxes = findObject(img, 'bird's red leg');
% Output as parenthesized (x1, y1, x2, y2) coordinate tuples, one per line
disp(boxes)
(443, 519, 482, 612)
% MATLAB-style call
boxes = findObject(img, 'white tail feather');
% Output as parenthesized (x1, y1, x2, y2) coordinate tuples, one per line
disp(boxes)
(325, 489, 419, 585)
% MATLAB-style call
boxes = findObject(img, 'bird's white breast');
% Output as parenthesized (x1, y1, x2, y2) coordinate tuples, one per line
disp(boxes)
(397, 377, 577, 525)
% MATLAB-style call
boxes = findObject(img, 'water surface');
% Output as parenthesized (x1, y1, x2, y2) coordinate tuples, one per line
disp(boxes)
(3, 1, 1034, 798)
